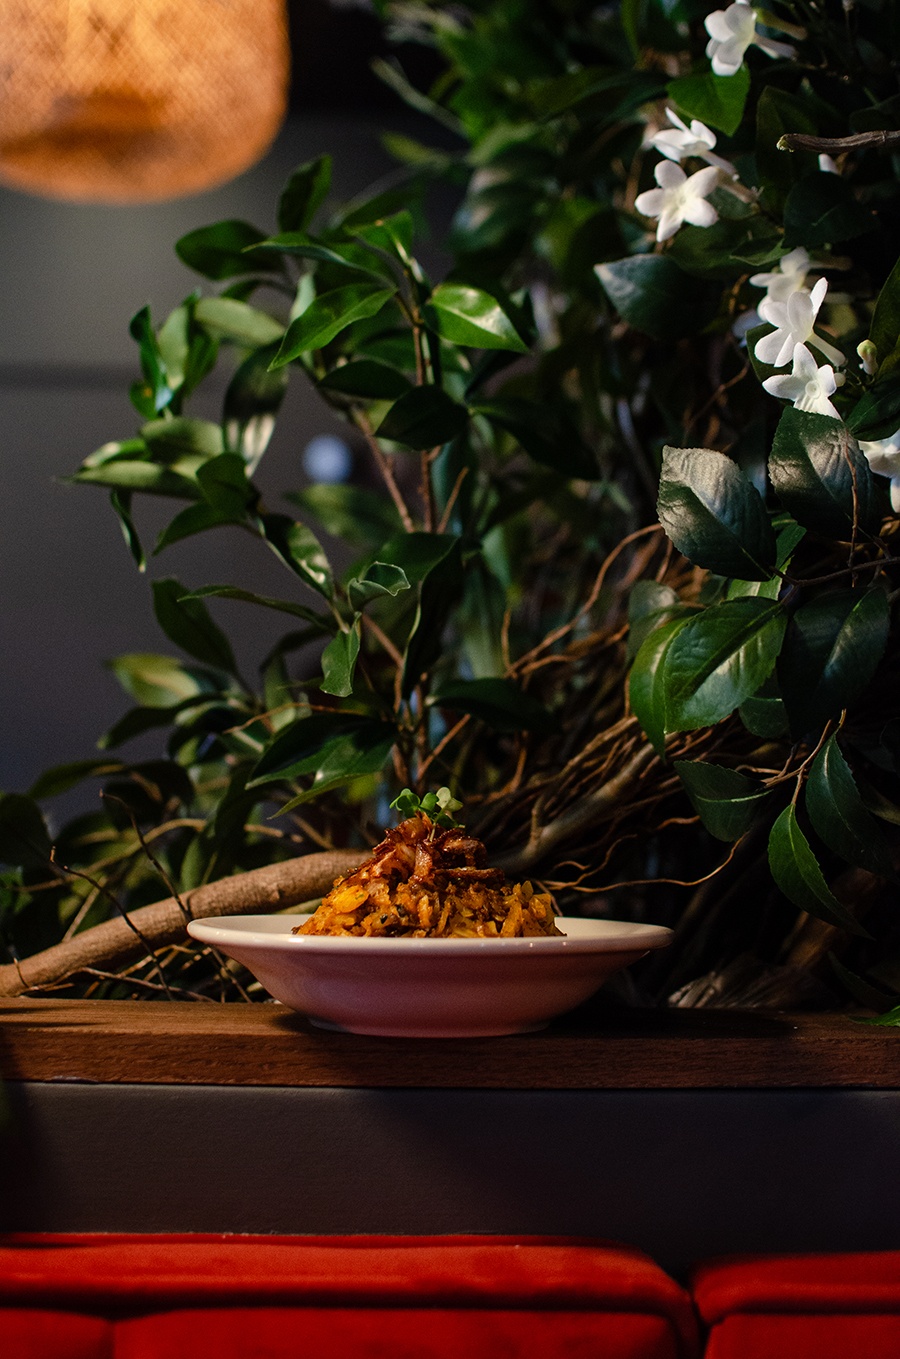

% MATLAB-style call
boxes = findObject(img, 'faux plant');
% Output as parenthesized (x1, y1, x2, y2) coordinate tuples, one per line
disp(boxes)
(3, 0, 900, 1016)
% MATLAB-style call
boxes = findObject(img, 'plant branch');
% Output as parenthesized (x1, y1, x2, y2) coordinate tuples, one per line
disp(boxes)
(779, 131, 900, 154)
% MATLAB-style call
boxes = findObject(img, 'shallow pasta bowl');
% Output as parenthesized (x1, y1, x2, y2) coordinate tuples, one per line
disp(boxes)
(187, 915, 673, 1037)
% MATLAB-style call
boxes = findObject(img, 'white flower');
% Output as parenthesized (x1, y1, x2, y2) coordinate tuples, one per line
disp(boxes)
(634, 161, 719, 242)
(754, 276, 844, 369)
(704, 0, 796, 77)
(762, 343, 841, 418)
(749, 247, 811, 322)
(649, 109, 738, 176)
(859, 430, 900, 512)
(818, 153, 839, 174)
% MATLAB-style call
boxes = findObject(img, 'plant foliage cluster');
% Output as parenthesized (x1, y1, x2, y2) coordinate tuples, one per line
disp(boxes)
(4, 0, 900, 1012)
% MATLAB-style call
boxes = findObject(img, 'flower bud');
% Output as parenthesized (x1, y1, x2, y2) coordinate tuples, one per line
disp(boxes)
(857, 340, 878, 376)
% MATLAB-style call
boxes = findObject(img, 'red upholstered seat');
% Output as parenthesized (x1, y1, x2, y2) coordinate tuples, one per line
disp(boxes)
(0, 1234, 698, 1359)
(693, 1252, 900, 1359)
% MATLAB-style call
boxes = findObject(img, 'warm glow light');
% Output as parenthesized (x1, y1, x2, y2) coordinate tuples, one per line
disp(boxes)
(0, 0, 290, 203)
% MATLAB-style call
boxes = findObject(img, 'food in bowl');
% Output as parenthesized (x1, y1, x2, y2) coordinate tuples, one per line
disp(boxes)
(294, 807, 561, 940)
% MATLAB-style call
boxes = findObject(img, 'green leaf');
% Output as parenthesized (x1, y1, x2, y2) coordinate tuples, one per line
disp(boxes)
(425, 283, 528, 353)
(286, 484, 401, 546)
(185, 586, 333, 631)
(755, 87, 818, 206)
(223, 343, 289, 468)
(782, 173, 874, 250)
(99, 703, 195, 750)
(869, 254, 900, 367)
(152, 578, 238, 676)
(665, 599, 788, 732)
(109, 490, 145, 571)
(260, 514, 335, 599)
(778, 587, 890, 737)
(385, 534, 465, 695)
(675, 760, 770, 841)
(175, 220, 279, 280)
(0, 794, 52, 870)
(473, 398, 598, 479)
(107, 654, 222, 708)
(768, 804, 869, 936)
(352, 211, 415, 263)
(768, 409, 882, 538)
(739, 691, 789, 738)
(129, 305, 172, 414)
(73, 461, 201, 499)
(627, 581, 682, 662)
(629, 616, 690, 756)
(249, 712, 373, 785)
(318, 359, 412, 401)
(347, 562, 410, 611)
(431, 678, 556, 732)
(195, 453, 254, 517)
(278, 727, 394, 811)
(320, 619, 362, 697)
(278, 155, 332, 232)
(194, 297, 284, 347)
(141, 417, 224, 462)
(667, 65, 750, 136)
(154, 503, 242, 553)
(253, 233, 388, 278)
(377, 386, 469, 450)
(596, 256, 717, 342)
(847, 375, 900, 441)
(807, 735, 893, 878)
(270, 284, 398, 366)
(29, 759, 121, 799)
(658, 445, 777, 581)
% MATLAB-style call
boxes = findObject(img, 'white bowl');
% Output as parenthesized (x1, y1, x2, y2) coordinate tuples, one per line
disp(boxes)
(187, 915, 673, 1038)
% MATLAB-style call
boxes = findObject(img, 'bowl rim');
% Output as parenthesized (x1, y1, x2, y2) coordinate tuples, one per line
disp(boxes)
(186, 914, 673, 956)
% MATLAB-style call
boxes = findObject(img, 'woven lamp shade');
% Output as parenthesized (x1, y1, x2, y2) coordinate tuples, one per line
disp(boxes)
(0, 0, 290, 203)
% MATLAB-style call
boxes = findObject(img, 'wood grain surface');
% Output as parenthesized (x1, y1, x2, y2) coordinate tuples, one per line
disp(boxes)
(1, 999, 898, 1088)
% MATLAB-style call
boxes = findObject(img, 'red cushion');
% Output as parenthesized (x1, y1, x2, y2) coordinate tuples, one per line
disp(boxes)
(0, 1234, 697, 1359)
(694, 1253, 900, 1359)
(3, 1310, 111, 1359)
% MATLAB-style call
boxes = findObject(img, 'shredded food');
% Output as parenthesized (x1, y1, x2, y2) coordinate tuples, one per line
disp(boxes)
(294, 812, 561, 938)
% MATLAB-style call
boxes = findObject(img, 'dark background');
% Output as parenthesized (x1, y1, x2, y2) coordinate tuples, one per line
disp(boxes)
(0, 1, 451, 823)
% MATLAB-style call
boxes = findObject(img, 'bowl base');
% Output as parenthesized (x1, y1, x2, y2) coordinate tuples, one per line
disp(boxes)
(308, 1016, 551, 1038)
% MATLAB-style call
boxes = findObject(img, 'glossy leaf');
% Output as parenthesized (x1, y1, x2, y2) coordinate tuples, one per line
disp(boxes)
(768, 409, 882, 538)
(277, 155, 332, 232)
(869, 253, 900, 368)
(249, 712, 374, 785)
(425, 283, 527, 352)
(396, 535, 465, 695)
(175, 220, 279, 280)
(261, 514, 335, 599)
(847, 375, 900, 442)
(377, 531, 463, 584)
(807, 735, 893, 878)
(223, 344, 289, 469)
(473, 398, 598, 479)
(253, 233, 387, 278)
(152, 578, 238, 676)
(667, 66, 750, 136)
(377, 386, 469, 450)
(194, 297, 284, 347)
(629, 616, 690, 756)
(782, 173, 874, 250)
(596, 256, 717, 342)
(318, 359, 412, 401)
(347, 562, 410, 610)
(431, 678, 556, 732)
(286, 484, 402, 546)
(109, 490, 145, 571)
(278, 727, 395, 811)
(73, 461, 201, 499)
(29, 759, 122, 799)
(0, 794, 52, 870)
(270, 284, 397, 366)
(320, 619, 362, 697)
(768, 804, 869, 936)
(658, 445, 776, 581)
(154, 503, 242, 553)
(195, 453, 254, 518)
(106, 654, 221, 708)
(141, 417, 223, 462)
(675, 760, 770, 841)
(185, 586, 333, 632)
(778, 587, 890, 736)
(664, 599, 787, 732)
(626, 581, 682, 662)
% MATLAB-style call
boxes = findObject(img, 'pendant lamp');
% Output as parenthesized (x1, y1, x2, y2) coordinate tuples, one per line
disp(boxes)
(0, 0, 290, 203)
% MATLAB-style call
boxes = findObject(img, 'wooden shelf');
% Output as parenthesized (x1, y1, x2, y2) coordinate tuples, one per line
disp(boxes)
(1, 999, 897, 1088)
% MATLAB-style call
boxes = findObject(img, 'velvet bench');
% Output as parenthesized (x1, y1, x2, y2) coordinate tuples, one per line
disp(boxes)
(0, 1235, 698, 1359)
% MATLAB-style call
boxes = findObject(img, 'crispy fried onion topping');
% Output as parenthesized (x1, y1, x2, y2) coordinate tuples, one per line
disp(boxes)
(294, 813, 560, 938)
